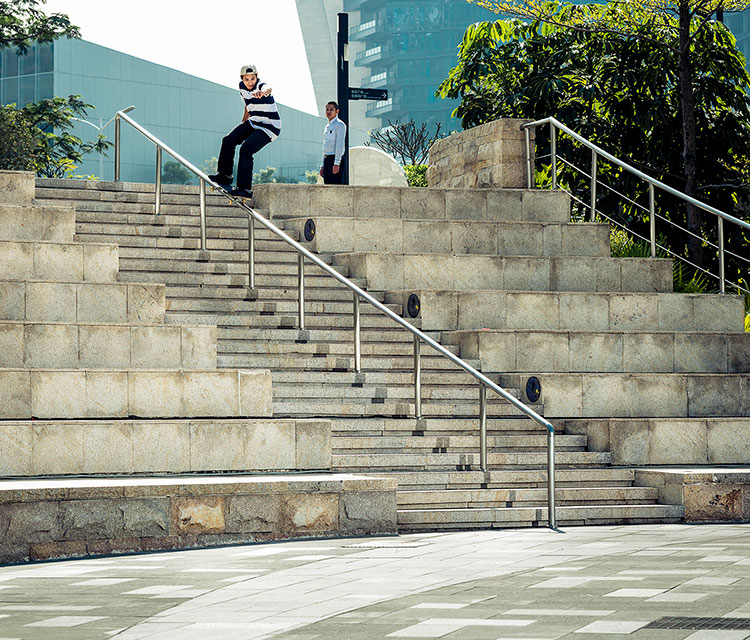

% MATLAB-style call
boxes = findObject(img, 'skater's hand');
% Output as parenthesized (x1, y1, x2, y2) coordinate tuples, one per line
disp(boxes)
(319, 168, 324, 177)
(252, 90, 264, 98)
(332, 165, 340, 175)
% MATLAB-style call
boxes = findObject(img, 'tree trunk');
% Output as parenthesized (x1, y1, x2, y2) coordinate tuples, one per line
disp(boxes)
(679, 0, 703, 268)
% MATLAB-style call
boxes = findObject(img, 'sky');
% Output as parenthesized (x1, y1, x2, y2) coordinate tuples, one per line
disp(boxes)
(41, 0, 319, 115)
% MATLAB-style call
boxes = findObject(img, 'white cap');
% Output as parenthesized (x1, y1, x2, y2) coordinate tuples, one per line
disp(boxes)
(240, 64, 257, 75)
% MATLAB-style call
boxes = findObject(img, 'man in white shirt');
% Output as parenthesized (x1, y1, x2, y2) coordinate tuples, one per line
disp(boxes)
(319, 101, 347, 185)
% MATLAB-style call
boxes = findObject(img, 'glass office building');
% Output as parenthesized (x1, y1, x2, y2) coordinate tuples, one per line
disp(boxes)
(343, 0, 496, 131)
(0, 38, 368, 183)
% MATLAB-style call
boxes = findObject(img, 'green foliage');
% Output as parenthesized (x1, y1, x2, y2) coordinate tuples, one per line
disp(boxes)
(0, 105, 36, 170)
(162, 160, 193, 185)
(438, 5, 750, 288)
(305, 170, 319, 184)
(253, 166, 278, 184)
(404, 164, 428, 187)
(201, 157, 218, 175)
(21, 95, 112, 178)
(0, 0, 79, 52)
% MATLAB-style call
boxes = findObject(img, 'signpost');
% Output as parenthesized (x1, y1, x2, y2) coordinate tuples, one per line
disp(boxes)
(337, 12, 388, 185)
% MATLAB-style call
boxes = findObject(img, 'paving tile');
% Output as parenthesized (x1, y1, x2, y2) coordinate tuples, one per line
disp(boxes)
(26, 615, 107, 627)
(604, 588, 667, 598)
(574, 620, 650, 634)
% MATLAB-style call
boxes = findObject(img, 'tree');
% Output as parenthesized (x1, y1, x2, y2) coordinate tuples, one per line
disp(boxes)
(367, 119, 444, 166)
(438, 11, 750, 284)
(0, 105, 36, 170)
(468, 0, 750, 268)
(162, 160, 193, 185)
(0, 0, 79, 51)
(21, 96, 113, 178)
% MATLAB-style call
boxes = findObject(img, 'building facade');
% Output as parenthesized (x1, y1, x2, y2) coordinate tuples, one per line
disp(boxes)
(0, 38, 368, 183)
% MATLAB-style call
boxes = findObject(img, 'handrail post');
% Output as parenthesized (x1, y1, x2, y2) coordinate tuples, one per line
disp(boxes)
(524, 127, 533, 189)
(114, 115, 121, 181)
(590, 150, 597, 222)
(479, 384, 487, 471)
(155, 147, 162, 215)
(298, 253, 305, 329)
(548, 427, 556, 528)
(550, 123, 557, 190)
(718, 217, 726, 294)
(199, 179, 207, 251)
(353, 292, 361, 372)
(649, 184, 656, 258)
(413, 335, 422, 419)
(248, 215, 255, 290)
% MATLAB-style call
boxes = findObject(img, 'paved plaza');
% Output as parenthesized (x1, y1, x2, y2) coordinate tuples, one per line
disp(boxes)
(0, 524, 749, 638)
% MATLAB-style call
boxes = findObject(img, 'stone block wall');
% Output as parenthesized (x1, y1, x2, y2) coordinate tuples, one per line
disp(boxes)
(427, 118, 534, 189)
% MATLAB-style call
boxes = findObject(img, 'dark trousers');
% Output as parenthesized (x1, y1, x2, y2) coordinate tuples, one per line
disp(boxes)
(217, 121, 271, 189)
(322, 154, 345, 185)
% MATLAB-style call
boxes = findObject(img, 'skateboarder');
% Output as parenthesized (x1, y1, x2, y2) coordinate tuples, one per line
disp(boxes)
(209, 64, 282, 198)
(319, 101, 346, 185)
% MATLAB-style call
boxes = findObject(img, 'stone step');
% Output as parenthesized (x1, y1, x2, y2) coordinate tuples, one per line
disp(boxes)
(507, 372, 750, 418)
(252, 183, 572, 223)
(334, 253, 673, 293)
(166, 297, 400, 316)
(190, 314, 410, 330)
(446, 329, 750, 374)
(333, 434, 586, 453)
(118, 257, 348, 277)
(270, 370, 503, 385)
(0, 321, 216, 369)
(397, 486, 660, 508)
(165, 284, 388, 303)
(0, 368, 271, 419)
(214, 326, 420, 342)
(0, 279, 165, 323)
(0, 418, 330, 476)
(272, 400, 535, 418)
(390, 289, 747, 333)
(2, 170, 34, 205)
(286, 216, 610, 257)
(272, 383, 512, 402)
(327, 417, 548, 436)
(0, 203, 75, 243)
(220, 339, 457, 357)
(219, 353, 482, 371)
(0, 472, 396, 563)
(117, 246, 303, 264)
(560, 417, 750, 466)
(0, 239, 119, 283)
(332, 450, 611, 471)
(397, 504, 684, 530)
(376, 467, 638, 489)
(77, 232, 287, 252)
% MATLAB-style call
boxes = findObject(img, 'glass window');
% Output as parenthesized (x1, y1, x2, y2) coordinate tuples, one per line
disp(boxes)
(3, 77, 19, 106)
(20, 48, 35, 75)
(3, 51, 19, 78)
(19, 74, 35, 105)
(36, 72, 53, 99)
(38, 43, 53, 73)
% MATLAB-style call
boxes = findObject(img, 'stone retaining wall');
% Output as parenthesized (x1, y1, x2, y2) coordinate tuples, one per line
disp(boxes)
(0, 474, 398, 563)
(426, 118, 533, 189)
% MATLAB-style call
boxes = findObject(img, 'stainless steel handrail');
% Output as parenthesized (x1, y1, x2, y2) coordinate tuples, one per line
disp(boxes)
(522, 117, 750, 295)
(113, 110, 558, 528)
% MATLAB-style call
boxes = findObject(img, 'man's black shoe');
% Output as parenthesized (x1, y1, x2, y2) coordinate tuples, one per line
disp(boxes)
(230, 187, 253, 199)
(208, 173, 232, 189)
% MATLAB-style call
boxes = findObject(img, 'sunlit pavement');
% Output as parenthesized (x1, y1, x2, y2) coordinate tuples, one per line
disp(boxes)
(1, 523, 750, 639)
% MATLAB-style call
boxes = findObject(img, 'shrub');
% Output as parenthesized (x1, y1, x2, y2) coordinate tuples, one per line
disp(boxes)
(404, 164, 427, 187)
(0, 105, 36, 171)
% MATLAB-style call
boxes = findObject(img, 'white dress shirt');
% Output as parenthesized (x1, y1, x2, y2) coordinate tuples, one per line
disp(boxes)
(321, 116, 347, 166)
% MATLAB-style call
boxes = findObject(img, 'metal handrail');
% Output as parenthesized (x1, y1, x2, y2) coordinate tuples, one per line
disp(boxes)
(522, 117, 750, 295)
(113, 110, 558, 528)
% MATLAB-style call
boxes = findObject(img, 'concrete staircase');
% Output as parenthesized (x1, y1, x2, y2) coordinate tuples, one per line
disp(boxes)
(0, 171, 395, 563)
(32, 178, 696, 531)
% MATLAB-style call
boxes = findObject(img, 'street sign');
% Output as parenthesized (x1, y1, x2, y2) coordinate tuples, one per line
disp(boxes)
(349, 87, 388, 101)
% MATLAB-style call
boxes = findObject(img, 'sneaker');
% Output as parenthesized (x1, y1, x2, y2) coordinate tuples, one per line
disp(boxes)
(208, 173, 232, 189)
(230, 187, 254, 199)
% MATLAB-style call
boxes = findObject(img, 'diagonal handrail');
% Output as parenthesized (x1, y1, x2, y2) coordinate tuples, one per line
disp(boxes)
(521, 117, 750, 295)
(113, 110, 558, 528)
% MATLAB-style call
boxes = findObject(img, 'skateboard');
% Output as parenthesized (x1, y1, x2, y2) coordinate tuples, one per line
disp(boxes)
(207, 180, 253, 205)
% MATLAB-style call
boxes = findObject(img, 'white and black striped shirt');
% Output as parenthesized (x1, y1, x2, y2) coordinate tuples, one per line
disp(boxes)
(240, 81, 282, 141)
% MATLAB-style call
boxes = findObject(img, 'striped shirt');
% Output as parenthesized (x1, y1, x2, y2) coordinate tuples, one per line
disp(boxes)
(239, 81, 282, 141)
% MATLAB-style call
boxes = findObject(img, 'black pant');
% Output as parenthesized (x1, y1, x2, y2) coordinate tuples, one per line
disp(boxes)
(322, 154, 345, 185)
(217, 122, 271, 189)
